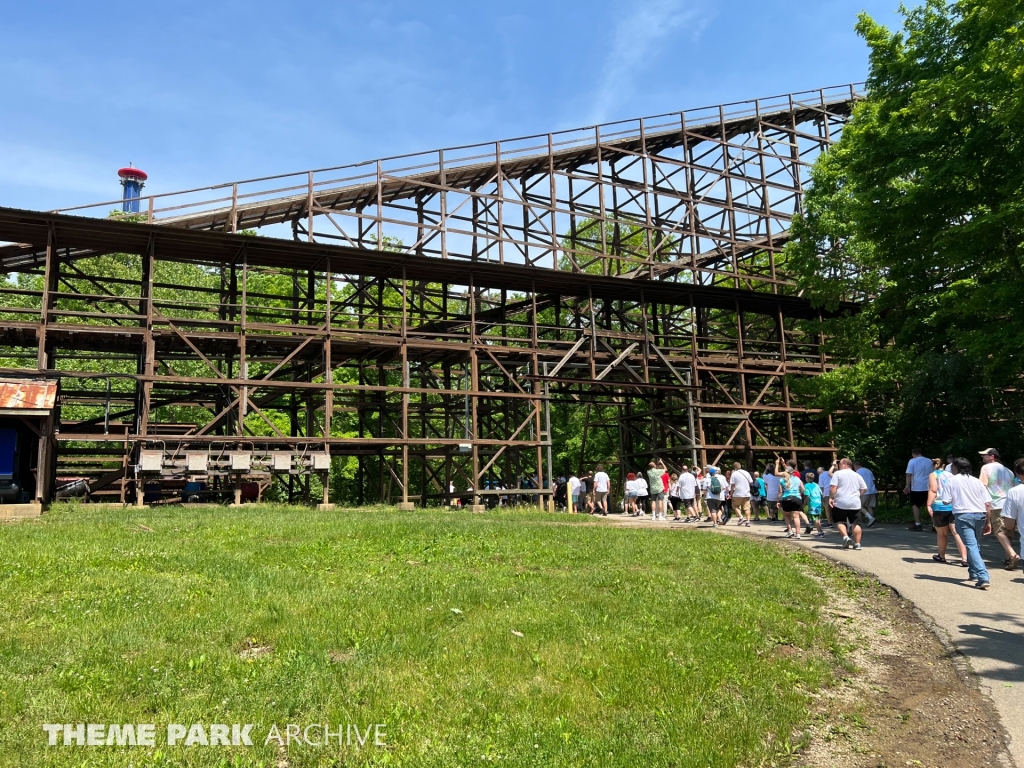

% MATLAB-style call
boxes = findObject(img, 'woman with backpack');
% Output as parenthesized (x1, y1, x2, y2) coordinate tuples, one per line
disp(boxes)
(928, 457, 968, 566)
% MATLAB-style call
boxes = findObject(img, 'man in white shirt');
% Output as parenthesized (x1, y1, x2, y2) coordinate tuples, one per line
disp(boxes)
(948, 457, 992, 589)
(677, 466, 698, 522)
(999, 457, 1024, 570)
(729, 461, 754, 527)
(854, 461, 878, 528)
(978, 448, 1017, 568)
(830, 458, 867, 549)
(905, 448, 934, 531)
(567, 472, 581, 514)
(593, 464, 611, 516)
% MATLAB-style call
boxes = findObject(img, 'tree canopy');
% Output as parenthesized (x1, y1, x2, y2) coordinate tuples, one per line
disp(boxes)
(787, 0, 1024, 482)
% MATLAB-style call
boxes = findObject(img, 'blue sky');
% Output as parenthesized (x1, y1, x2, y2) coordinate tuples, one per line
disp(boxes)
(0, 0, 905, 211)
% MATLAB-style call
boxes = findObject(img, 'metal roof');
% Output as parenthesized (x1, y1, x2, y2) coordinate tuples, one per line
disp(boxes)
(0, 379, 57, 414)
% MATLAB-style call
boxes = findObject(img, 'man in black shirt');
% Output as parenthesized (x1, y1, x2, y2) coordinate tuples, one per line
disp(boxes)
(581, 472, 595, 514)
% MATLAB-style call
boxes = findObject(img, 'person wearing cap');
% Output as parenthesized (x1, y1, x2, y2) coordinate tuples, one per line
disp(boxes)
(978, 448, 1018, 569)
(703, 466, 725, 526)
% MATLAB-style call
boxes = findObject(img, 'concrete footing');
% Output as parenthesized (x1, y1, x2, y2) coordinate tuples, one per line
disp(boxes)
(467, 504, 487, 513)
(0, 503, 43, 521)
(396, 502, 415, 511)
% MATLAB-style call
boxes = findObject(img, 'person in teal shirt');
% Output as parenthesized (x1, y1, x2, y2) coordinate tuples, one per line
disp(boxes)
(804, 471, 825, 537)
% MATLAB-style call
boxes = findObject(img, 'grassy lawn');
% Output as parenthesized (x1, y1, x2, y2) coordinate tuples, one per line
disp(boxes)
(0, 504, 847, 767)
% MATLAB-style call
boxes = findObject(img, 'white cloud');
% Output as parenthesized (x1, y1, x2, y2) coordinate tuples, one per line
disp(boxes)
(590, 0, 715, 124)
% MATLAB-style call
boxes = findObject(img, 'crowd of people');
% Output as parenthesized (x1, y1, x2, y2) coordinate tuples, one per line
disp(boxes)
(551, 447, 1022, 590)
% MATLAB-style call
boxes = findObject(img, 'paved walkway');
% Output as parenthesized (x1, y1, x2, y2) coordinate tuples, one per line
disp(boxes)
(599, 514, 1024, 766)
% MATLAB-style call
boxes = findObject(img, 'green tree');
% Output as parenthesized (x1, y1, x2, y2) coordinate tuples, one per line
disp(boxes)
(787, 0, 1024, 483)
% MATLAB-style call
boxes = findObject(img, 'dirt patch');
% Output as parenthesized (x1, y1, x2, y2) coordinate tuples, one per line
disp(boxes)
(237, 639, 273, 661)
(788, 554, 1013, 768)
(328, 649, 355, 664)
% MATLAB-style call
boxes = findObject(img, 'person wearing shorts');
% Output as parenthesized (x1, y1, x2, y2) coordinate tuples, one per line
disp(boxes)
(749, 471, 763, 520)
(677, 466, 698, 522)
(646, 462, 666, 521)
(979, 448, 1017, 568)
(728, 461, 754, 527)
(633, 469, 648, 516)
(567, 471, 581, 514)
(803, 471, 824, 537)
(779, 464, 805, 538)
(593, 464, 611, 516)
(668, 472, 682, 520)
(854, 461, 878, 527)
(999, 458, 1024, 571)
(703, 467, 725, 526)
(830, 458, 867, 549)
(927, 458, 967, 565)
(623, 472, 637, 516)
(905, 448, 933, 531)
(581, 472, 594, 514)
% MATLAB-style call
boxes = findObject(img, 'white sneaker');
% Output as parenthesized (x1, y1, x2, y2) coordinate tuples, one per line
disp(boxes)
(794, 534, 802, 539)
(842, 536, 852, 550)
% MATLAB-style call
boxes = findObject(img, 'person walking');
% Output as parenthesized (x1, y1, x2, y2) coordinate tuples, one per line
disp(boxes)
(779, 460, 805, 538)
(622, 472, 636, 515)
(999, 458, 1024, 570)
(678, 465, 698, 523)
(581, 471, 595, 514)
(704, 467, 725, 526)
(668, 471, 682, 521)
(763, 464, 781, 522)
(750, 470, 764, 521)
(634, 468, 649, 516)
(978, 448, 1019, 570)
(803, 471, 825, 537)
(567, 471, 581, 514)
(729, 461, 754, 527)
(905, 448, 934, 531)
(927, 458, 967, 566)
(658, 460, 672, 521)
(818, 463, 836, 528)
(554, 476, 567, 511)
(830, 458, 867, 550)
(854, 460, 878, 528)
(948, 456, 992, 590)
(645, 462, 665, 521)
(593, 464, 611, 516)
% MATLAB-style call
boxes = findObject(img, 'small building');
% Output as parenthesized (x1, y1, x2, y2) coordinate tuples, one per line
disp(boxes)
(0, 379, 57, 517)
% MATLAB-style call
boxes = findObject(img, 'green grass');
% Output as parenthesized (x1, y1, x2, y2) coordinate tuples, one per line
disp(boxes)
(0, 504, 846, 767)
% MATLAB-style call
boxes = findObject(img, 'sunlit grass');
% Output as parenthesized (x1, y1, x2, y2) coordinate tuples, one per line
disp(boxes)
(0, 504, 843, 767)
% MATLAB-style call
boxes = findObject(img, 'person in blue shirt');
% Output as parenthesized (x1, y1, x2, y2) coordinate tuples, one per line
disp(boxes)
(803, 471, 825, 538)
(927, 457, 967, 565)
